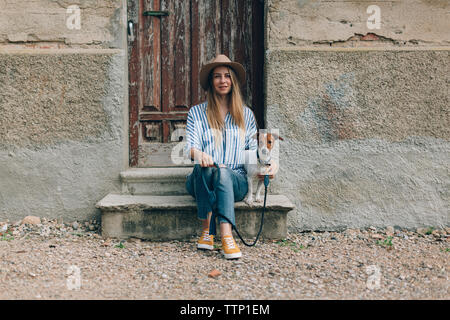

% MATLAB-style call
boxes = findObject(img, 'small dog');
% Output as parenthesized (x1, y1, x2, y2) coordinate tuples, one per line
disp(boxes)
(243, 131, 283, 204)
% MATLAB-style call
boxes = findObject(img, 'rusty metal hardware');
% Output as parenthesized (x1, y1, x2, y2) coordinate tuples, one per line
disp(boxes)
(127, 20, 134, 41)
(143, 11, 169, 17)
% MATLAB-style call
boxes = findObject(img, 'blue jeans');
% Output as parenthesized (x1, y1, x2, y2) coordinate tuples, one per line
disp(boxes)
(186, 164, 248, 235)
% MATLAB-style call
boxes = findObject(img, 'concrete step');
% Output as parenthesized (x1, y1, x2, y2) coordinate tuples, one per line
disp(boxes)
(96, 193, 295, 241)
(120, 167, 192, 195)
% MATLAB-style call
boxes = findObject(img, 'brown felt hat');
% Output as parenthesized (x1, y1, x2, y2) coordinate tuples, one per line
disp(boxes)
(199, 54, 246, 91)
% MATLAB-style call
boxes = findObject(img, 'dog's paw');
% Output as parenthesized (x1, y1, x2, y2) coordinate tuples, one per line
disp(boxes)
(255, 195, 263, 203)
(244, 196, 254, 205)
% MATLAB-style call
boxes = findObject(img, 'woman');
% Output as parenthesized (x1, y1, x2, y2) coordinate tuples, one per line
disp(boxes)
(184, 54, 277, 259)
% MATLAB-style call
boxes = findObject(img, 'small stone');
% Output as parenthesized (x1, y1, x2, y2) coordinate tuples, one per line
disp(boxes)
(385, 226, 395, 236)
(72, 222, 79, 230)
(431, 229, 441, 237)
(416, 228, 428, 235)
(40, 227, 50, 237)
(371, 233, 384, 240)
(21, 216, 41, 225)
(208, 269, 222, 278)
(101, 239, 112, 247)
(89, 225, 95, 231)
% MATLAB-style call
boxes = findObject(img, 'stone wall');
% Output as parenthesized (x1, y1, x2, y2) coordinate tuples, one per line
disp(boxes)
(265, 0, 449, 230)
(0, 0, 127, 222)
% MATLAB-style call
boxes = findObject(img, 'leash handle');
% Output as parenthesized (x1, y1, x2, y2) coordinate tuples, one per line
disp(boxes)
(264, 174, 270, 187)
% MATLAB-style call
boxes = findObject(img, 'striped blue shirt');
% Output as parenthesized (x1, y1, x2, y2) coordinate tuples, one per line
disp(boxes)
(184, 102, 258, 176)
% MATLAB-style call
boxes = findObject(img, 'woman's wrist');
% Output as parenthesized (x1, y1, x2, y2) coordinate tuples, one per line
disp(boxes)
(190, 148, 202, 162)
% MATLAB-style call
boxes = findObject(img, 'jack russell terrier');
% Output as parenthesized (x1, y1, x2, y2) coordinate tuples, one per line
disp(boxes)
(243, 131, 283, 205)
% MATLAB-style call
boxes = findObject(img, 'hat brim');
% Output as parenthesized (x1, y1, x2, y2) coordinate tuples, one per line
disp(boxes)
(199, 61, 246, 91)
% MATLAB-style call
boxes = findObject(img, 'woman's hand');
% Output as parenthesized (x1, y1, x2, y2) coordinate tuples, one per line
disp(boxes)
(191, 148, 215, 167)
(257, 159, 278, 181)
(200, 152, 215, 167)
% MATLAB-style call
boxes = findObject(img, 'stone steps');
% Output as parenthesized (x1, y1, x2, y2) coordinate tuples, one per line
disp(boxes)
(120, 167, 192, 195)
(97, 168, 295, 240)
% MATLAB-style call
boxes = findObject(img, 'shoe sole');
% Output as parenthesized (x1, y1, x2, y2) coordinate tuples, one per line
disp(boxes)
(222, 250, 242, 259)
(197, 243, 214, 250)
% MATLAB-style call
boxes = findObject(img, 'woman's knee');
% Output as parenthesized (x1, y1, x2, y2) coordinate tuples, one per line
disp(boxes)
(218, 166, 231, 176)
(214, 167, 233, 185)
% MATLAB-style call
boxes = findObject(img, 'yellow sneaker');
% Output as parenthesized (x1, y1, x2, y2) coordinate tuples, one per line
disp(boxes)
(197, 229, 214, 250)
(221, 235, 242, 259)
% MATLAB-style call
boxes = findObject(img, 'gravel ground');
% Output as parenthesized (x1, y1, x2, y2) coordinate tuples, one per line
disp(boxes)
(0, 217, 448, 300)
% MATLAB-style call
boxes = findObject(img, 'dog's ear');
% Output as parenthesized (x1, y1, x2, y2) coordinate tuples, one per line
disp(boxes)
(270, 132, 284, 141)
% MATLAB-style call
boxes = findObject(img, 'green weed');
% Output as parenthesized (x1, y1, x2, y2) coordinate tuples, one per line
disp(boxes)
(276, 239, 305, 252)
(0, 230, 14, 241)
(115, 241, 125, 249)
(376, 236, 393, 248)
(70, 232, 83, 237)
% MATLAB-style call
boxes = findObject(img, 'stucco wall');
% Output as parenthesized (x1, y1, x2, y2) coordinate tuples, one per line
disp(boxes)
(0, 0, 127, 222)
(267, 0, 450, 47)
(265, 0, 449, 230)
(0, 0, 123, 48)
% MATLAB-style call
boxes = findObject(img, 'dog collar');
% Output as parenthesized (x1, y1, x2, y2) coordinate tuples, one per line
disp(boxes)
(257, 149, 272, 166)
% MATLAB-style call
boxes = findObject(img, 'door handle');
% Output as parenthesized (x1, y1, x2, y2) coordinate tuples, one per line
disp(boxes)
(143, 11, 169, 17)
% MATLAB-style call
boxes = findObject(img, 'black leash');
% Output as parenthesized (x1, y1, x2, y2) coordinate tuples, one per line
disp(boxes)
(201, 162, 269, 247)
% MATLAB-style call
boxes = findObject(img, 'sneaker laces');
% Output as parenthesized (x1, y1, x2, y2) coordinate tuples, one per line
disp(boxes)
(201, 230, 211, 242)
(223, 236, 236, 249)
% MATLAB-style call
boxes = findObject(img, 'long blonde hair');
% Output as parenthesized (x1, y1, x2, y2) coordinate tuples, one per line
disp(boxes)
(206, 67, 246, 148)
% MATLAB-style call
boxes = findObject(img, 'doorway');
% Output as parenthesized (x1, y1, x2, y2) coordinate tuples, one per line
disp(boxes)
(127, 0, 265, 167)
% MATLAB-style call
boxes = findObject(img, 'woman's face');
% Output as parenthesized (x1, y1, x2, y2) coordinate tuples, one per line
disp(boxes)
(211, 66, 232, 97)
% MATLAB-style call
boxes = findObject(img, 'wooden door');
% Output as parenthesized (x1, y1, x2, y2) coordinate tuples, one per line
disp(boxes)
(128, 0, 264, 167)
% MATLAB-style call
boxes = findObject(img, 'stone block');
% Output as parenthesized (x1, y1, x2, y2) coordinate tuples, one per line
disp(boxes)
(97, 194, 295, 240)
